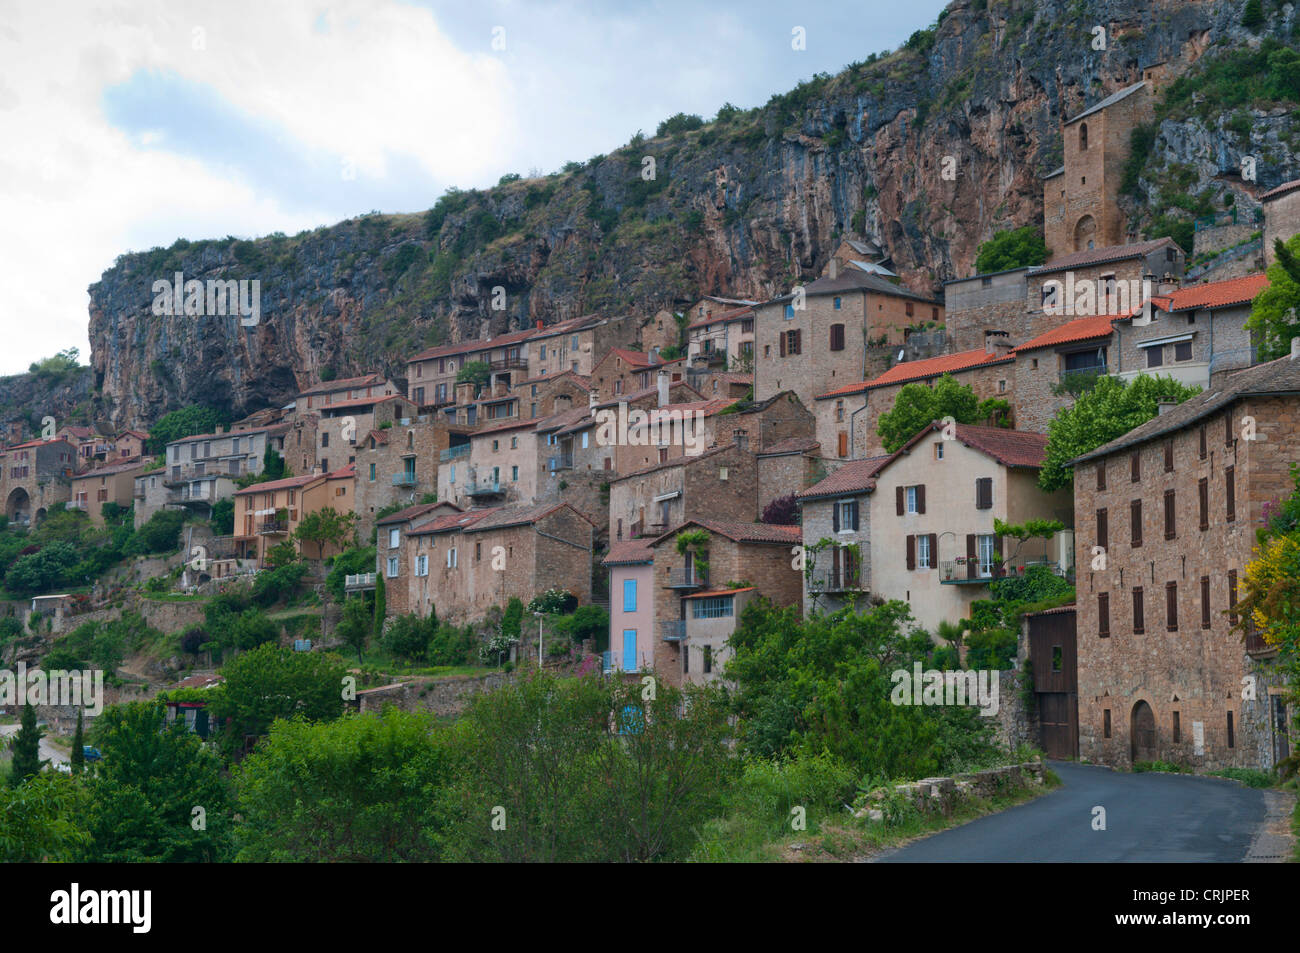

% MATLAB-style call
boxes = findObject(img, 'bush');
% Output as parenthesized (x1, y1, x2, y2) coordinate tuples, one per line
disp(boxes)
(127, 510, 185, 556)
(527, 588, 577, 615)
(974, 226, 1048, 273)
(380, 614, 433, 663)
(428, 622, 478, 666)
(761, 493, 800, 525)
(656, 113, 704, 137)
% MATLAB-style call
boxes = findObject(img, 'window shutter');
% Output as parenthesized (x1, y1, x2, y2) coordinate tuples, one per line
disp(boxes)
(1200, 576, 1211, 629)
(1166, 581, 1178, 632)
(966, 534, 977, 579)
(976, 477, 992, 509)
(1131, 452, 1140, 482)
(916, 484, 926, 514)
(838, 432, 849, 457)
(896, 486, 905, 516)
(1228, 570, 1238, 624)
(1096, 463, 1106, 491)
(1130, 499, 1142, 547)
(1199, 425, 1207, 459)
(1164, 441, 1174, 472)
(1225, 466, 1236, 522)
(906, 534, 915, 570)
(832, 502, 840, 533)
(1133, 587, 1144, 634)
(794, 329, 802, 354)
(928, 533, 938, 565)
(1097, 508, 1108, 549)
(851, 501, 860, 531)
(779, 333, 786, 357)
(1098, 592, 1110, 637)
(1164, 489, 1176, 539)
(1198, 478, 1209, 530)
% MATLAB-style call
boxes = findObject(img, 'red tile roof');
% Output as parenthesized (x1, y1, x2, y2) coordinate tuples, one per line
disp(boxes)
(299, 373, 389, 397)
(649, 518, 803, 547)
(683, 586, 757, 599)
(5, 437, 74, 451)
(687, 305, 754, 331)
(1013, 313, 1116, 353)
(462, 500, 597, 533)
(1261, 179, 1300, 201)
(951, 424, 1050, 468)
(1161, 272, 1268, 311)
(603, 539, 655, 566)
(234, 473, 320, 496)
(409, 508, 495, 536)
(816, 347, 1013, 399)
(408, 327, 537, 363)
(796, 455, 891, 499)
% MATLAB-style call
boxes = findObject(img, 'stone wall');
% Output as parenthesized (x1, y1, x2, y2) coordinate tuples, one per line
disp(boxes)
(354, 670, 513, 717)
(1193, 222, 1257, 257)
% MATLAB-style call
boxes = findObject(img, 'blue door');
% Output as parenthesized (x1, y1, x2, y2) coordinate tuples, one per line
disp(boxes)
(623, 629, 637, 671)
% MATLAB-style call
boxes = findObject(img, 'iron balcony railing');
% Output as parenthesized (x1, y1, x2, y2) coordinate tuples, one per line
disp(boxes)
(548, 453, 573, 472)
(258, 519, 288, 535)
(660, 619, 686, 642)
(466, 480, 503, 497)
(808, 567, 863, 592)
(1058, 365, 1107, 384)
(439, 444, 470, 463)
(665, 568, 706, 589)
(391, 472, 418, 486)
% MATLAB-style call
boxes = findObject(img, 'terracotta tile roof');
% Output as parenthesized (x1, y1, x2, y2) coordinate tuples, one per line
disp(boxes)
(1160, 272, 1268, 311)
(610, 444, 737, 483)
(683, 586, 757, 599)
(462, 500, 596, 533)
(298, 373, 388, 397)
(607, 347, 656, 368)
(686, 305, 754, 331)
(602, 539, 655, 566)
(408, 327, 537, 363)
(873, 422, 1049, 478)
(1261, 178, 1300, 201)
(816, 347, 1013, 399)
(5, 437, 74, 451)
(759, 437, 820, 456)
(1072, 353, 1300, 465)
(796, 455, 891, 499)
(1014, 313, 1116, 352)
(326, 463, 356, 480)
(234, 473, 320, 496)
(649, 518, 803, 547)
(594, 382, 705, 409)
(71, 458, 150, 479)
(409, 508, 495, 536)
(1027, 238, 1179, 276)
(1022, 604, 1077, 617)
(169, 673, 223, 691)
(376, 501, 459, 526)
(59, 426, 96, 439)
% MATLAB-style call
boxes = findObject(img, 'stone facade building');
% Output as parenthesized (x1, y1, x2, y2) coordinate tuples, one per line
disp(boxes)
(1260, 178, 1300, 266)
(796, 455, 890, 615)
(70, 458, 149, 526)
(1011, 313, 1115, 435)
(1070, 351, 1300, 771)
(375, 501, 462, 617)
(609, 443, 758, 542)
(942, 267, 1030, 352)
(0, 437, 77, 525)
(604, 539, 655, 674)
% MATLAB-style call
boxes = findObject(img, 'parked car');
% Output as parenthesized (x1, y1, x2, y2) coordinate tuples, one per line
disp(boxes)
(82, 746, 102, 762)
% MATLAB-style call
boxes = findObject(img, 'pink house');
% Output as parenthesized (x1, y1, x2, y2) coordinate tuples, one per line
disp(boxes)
(603, 539, 654, 673)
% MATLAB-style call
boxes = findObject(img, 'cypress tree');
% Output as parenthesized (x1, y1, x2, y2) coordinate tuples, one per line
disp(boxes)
(8, 703, 44, 786)
(70, 710, 85, 776)
(373, 573, 386, 638)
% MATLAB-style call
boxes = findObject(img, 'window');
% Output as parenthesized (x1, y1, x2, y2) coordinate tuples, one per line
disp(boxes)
(934, 442, 944, 460)
(905, 301, 914, 317)
(836, 500, 859, 532)
(1163, 489, 1176, 539)
(829, 323, 845, 351)
(1228, 570, 1238, 625)
(1146, 346, 1164, 368)
(1051, 645, 1063, 672)
(703, 645, 713, 674)
(1199, 424, 1207, 459)
(511, 436, 518, 449)
(1224, 412, 1233, 447)
(389, 528, 400, 549)
(1164, 440, 1174, 472)
(838, 432, 848, 457)
(1173, 711, 1181, 744)
(782, 329, 801, 355)
(692, 596, 734, 619)
(1200, 576, 1211, 629)
(977, 535, 996, 577)
(1096, 508, 1108, 549)
(369, 463, 376, 482)
(623, 578, 637, 612)
(916, 533, 932, 569)
(833, 296, 842, 310)
(1198, 477, 1208, 530)
(683, 645, 689, 674)
(1104, 709, 1111, 738)
(975, 477, 993, 509)
(1174, 340, 1193, 362)
(1227, 711, 1236, 748)
(1130, 499, 1142, 547)
(1166, 581, 1178, 631)
(449, 464, 456, 483)
(511, 465, 519, 481)
(1132, 587, 1145, 634)
(906, 485, 919, 514)
(415, 555, 428, 577)
(1096, 462, 1106, 490)
(475, 542, 482, 562)
(1225, 466, 1236, 522)
(1079, 122, 1088, 150)
(492, 440, 499, 452)
(447, 548, 458, 569)
(784, 304, 795, 319)
(386, 556, 399, 578)
(321, 432, 329, 447)
(1130, 452, 1140, 482)
(835, 400, 845, 423)
(1098, 592, 1110, 637)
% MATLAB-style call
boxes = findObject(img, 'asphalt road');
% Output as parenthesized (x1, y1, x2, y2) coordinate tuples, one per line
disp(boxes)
(875, 762, 1268, 862)
(0, 722, 70, 769)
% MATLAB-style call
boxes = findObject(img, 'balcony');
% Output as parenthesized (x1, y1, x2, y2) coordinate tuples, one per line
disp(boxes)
(1245, 625, 1276, 658)
(258, 519, 288, 535)
(439, 444, 470, 463)
(166, 485, 215, 506)
(466, 480, 503, 499)
(660, 619, 686, 642)
(548, 453, 573, 472)
(67, 499, 88, 511)
(391, 472, 418, 487)
(808, 568, 864, 592)
(1056, 366, 1108, 391)
(488, 356, 528, 372)
(665, 568, 706, 590)
(345, 572, 377, 591)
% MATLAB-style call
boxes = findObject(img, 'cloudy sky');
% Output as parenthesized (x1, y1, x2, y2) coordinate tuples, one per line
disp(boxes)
(0, 0, 949, 376)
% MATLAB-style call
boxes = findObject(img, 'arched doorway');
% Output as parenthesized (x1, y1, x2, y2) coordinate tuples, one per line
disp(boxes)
(5, 487, 30, 526)
(1073, 215, 1097, 252)
(1130, 700, 1156, 763)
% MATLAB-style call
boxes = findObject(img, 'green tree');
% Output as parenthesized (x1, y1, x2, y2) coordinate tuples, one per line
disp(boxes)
(1241, 0, 1265, 31)
(28, 347, 81, 377)
(210, 497, 235, 536)
(876, 374, 1007, 452)
(210, 643, 347, 742)
(455, 360, 491, 392)
(145, 406, 225, 455)
(373, 572, 386, 638)
(1038, 374, 1201, 490)
(293, 507, 357, 559)
(656, 112, 704, 136)
(974, 225, 1049, 273)
(8, 703, 44, 786)
(379, 613, 431, 663)
(1245, 234, 1300, 360)
(325, 546, 376, 602)
(261, 444, 287, 480)
(234, 709, 454, 861)
(0, 773, 90, 861)
(70, 710, 84, 776)
(336, 596, 372, 661)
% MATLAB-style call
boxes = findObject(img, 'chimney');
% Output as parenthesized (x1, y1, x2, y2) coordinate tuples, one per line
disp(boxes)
(829, 258, 839, 280)
(215, 425, 224, 435)
(1158, 272, 1180, 296)
(984, 329, 1009, 354)
(1291, 336, 1300, 361)
(536, 318, 544, 330)
(1157, 398, 1177, 415)
(657, 370, 669, 408)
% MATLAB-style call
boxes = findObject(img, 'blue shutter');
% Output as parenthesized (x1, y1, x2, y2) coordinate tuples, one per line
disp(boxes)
(623, 578, 637, 612)
(623, 629, 637, 671)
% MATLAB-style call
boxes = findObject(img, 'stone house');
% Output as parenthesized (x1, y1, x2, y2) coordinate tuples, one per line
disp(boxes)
(752, 263, 945, 411)
(527, 313, 635, 378)
(604, 539, 655, 674)
(815, 344, 1016, 460)
(636, 309, 682, 360)
(868, 422, 1073, 635)
(312, 394, 417, 475)
(374, 501, 462, 618)
(942, 266, 1031, 352)
(114, 430, 150, 461)
(297, 373, 400, 413)
(404, 501, 595, 624)
(132, 465, 169, 528)
(534, 405, 615, 530)
(1261, 177, 1300, 265)
(162, 423, 291, 521)
(757, 437, 827, 514)
(1110, 272, 1267, 387)
(646, 519, 803, 687)
(686, 305, 754, 372)
(232, 465, 356, 565)
(590, 348, 687, 402)
(69, 458, 149, 526)
(0, 438, 76, 525)
(452, 417, 539, 509)
(796, 455, 890, 615)
(1069, 349, 1300, 771)
(405, 327, 535, 411)
(518, 370, 593, 421)
(608, 443, 758, 543)
(683, 296, 759, 324)
(354, 416, 449, 542)
(1011, 313, 1115, 435)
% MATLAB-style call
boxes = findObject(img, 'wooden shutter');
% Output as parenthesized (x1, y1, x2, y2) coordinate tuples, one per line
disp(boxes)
(916, 484, 926, 514)
(1098, 592, 1110, 637)
(1225, 466, 1236, 522)
(1096, 463, 1106, 490)
(779, 333, 786, 357)
(830, 324, 844, 351)
(793, 329, 802, 354)
(851, 501, 860, 531)
(1199, 424, 1207, 459)
(832, 501, 840, 532)
(1097, 508, 1108, 549)
(928, 533, 938, 566)
(1130, 452, 1140, 482)
(1133, 587, 1144, 634)
(838, 432, 848, 457)
(976, 477, 992, 509)
(1198, 478, 1208, 530)
(1227, 570, 1238, 625)
(896, 486, 905, 516)
(1166, 581, 1178, 632)
(1164, 489, 1176, 539)
(966, 534, 977, 579)
(905, 534, 915, 570)
(1130, 499, 1142, 547)
(1164, 440, 1174, 472)
(1200, 576, 1211, 629)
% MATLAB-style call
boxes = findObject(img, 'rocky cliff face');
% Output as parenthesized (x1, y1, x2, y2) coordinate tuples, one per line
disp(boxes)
(88, 0, 1295, 430)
